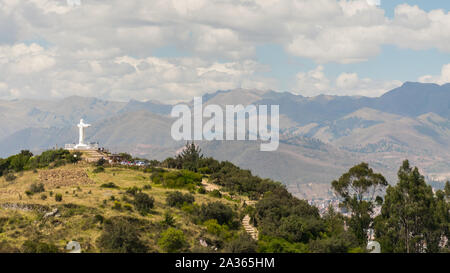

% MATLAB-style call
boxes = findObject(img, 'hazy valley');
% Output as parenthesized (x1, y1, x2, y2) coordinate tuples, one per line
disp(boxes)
(1, 82, 449, 199)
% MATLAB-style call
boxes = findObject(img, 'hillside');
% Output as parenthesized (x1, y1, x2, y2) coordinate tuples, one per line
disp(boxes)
(0, 147, 448, 254)
(0, 163, 253, 253)
(1, 146, 376, 254)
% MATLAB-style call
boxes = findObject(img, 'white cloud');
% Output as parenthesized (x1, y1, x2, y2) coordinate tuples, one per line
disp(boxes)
(0, 42, 276, 102)
(295, 66, 330, 96)
(192, 27, 255, 60)
(0, 0, 449, 101)
(336, 73, 359, 89)
(418, 64, 450, 85)
(392, 4, 430, 29)
(295, 66, 402, 97)
(30, 0, 72, 14)
(287, 26, 385, 64)
(66, 0, 81, 7)
(0, 43, 56, 74)
(7, 0, 449, 64)
(0, 82, 7, 94)
(366, 0, 380, 6)
(387, 6, 450, 53)
(110, 56, 276, 102)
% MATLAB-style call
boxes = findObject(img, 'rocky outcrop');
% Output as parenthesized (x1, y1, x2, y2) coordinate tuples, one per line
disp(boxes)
(66, 241, 81, 253)
(43, 208, 60, 219)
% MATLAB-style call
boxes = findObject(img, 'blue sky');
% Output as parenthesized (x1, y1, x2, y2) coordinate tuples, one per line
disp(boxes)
(1, 0, 449, 102)
(252, 43, 450, 92)
(381, 0, 450, 17)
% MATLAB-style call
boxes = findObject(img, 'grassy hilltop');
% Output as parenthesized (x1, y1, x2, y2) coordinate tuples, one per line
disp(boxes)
(0, 162, 254, 253)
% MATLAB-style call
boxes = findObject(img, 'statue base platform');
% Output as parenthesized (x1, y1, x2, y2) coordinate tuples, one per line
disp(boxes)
(65, 143, 99, 151)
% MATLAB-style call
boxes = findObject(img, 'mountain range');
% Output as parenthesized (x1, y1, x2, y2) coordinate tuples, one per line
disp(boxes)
(1, 82, 449, 199)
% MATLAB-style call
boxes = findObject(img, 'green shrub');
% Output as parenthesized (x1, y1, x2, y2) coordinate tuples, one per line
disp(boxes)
(158, 228, 188, 253)
(93, 166, 105, 173)
(197, 187, 206, 194)
(133, 193, 154, 214)
(100, 182, 119, 189)
(148, 168, 166, 180)
(278, 215, 325, 243)
(181, 203, 196, 214)
(166, 191, 195, 208)
(198, 167, 211, 174)
(198, 202, 234, 225)
(126, 186, 141, 196)
(0, 149, 81, 176)
(4, 173, 16, 182)
(9, 151, 32, 172)
(35, 149, 79, 167)
(203, 219, 232, 240)
(94, 214, 104, 224)
(142, 184, 152, 190)
(122, 195, 132, 203)
(226, 234, 258, 253)
(29, 182, 45, 194)
(161, 212, 176, 227)
(40, 194, 47, 200)
(257, 236, 308, 253)
(112, 201, 122, 210)
(0, 240, 19, 252)
(248, 191, 260, 200)
(97, 217, 148, 253)
(96, 158, 106, 166)
(22, 240, 59, 253)
(51, 159, 66, 168)
(308, 232, 359, 253)
(151, 170, 202, 189)
(123, 204, 133, 211)
(55, 193, 63, 202)
(209, 190, 222, 198)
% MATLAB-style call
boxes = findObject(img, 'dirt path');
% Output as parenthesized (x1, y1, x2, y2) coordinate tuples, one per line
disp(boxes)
(242, 215, 259, 240)
(201, 178, 221, 192)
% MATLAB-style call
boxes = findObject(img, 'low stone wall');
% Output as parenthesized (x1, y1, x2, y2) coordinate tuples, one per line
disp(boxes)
(0, 203, 49, 213)
(39, 169, 95, 188)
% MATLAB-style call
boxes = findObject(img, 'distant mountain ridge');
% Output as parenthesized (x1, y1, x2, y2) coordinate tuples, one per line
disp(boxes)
(0, 82, 449, 199)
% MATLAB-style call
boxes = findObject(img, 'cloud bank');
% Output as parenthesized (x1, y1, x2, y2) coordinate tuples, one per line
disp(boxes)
(0, 0, 449, 101)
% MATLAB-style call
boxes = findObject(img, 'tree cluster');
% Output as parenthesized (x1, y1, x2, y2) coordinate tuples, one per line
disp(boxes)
(0, 149, 81, 176)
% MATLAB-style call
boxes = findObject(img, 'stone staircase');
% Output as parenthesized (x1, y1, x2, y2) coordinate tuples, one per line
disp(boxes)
(79, 150, 108, 163)
(242, 215, 259, 240)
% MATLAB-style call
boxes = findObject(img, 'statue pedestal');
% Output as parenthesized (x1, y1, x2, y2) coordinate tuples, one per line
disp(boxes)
(74, 144, 93, 150)
(65, 143, 99, 151)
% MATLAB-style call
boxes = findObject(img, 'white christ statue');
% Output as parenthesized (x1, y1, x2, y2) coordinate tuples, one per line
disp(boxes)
(75, 119, 91, 148)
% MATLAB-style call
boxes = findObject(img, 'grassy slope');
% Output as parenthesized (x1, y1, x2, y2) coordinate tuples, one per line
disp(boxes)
(0, 163, 244, 253)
